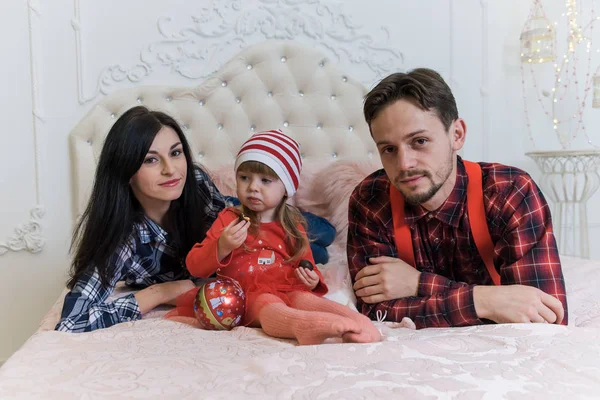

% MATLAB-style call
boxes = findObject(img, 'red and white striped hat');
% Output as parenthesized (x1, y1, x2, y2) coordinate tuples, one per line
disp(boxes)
(234, 129, 302, 197)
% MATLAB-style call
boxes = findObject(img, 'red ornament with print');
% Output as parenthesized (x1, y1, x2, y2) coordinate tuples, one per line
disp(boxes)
(194, 276, 246, 330)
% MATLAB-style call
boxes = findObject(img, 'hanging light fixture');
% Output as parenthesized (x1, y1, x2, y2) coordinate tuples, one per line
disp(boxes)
(520, 0, 555, 64)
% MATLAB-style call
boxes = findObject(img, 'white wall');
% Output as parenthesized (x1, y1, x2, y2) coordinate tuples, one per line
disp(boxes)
(1, 0, 598, 363)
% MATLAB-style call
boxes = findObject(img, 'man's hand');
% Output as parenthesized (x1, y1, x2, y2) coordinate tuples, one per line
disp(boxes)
(473, 285, 565, 324)
(353, 256, 421, 303)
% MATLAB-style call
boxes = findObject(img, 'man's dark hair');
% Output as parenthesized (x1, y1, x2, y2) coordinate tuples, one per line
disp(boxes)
(363, 68, 458, 131)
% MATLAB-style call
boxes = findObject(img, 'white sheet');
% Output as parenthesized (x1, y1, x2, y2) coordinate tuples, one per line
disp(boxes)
(1, 255, 599, 399)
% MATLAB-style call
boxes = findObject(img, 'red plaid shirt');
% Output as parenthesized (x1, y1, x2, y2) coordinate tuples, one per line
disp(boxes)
(347, 158, 568, 328)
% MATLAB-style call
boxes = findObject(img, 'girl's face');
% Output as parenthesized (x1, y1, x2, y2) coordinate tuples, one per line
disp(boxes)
(130, 126, 187, 212)
(236, 170, 286, 223)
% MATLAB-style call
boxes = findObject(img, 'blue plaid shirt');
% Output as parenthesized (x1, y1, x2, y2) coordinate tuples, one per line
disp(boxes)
(56, 168, 226, 332)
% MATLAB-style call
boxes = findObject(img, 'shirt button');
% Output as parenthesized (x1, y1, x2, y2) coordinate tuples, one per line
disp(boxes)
(433, 238, 440, 244)
(427, 214, 434, 220)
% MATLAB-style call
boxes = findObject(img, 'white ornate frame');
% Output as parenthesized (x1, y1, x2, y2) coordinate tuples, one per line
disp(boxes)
(4, 0, 494, 256)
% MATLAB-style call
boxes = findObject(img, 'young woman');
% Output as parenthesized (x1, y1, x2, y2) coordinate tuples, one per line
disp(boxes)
(56, 106, 226, 332)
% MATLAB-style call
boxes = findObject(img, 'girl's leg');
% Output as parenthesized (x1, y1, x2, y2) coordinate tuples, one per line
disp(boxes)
(248, 293, 362, 345)
(288, 291, 382, 343)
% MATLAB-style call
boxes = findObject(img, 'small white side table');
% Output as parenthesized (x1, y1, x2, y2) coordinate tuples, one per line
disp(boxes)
(526, 150, 600, 258)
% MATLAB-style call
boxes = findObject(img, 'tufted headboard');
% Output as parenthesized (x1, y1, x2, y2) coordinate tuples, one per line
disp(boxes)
(69, 40, 379, 218)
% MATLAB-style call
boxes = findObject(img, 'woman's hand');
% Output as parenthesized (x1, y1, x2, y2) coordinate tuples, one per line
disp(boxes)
(295, 267, 320, 290)
(217, 219, 250, 261)
(135, 279, 196, 314)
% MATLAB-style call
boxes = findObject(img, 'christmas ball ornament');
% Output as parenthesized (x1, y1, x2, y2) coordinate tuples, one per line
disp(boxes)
(194, 277, 245, 330)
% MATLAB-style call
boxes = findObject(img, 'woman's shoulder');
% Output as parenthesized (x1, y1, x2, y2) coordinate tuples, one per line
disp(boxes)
(193, 165, 210, 181)
(193, 165, 221, 190)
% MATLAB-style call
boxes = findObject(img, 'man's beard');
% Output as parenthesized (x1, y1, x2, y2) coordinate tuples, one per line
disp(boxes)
(393, 155, 453, 206)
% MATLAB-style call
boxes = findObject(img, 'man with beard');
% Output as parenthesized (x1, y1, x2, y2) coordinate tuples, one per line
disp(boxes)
(347, 69, 567, 328)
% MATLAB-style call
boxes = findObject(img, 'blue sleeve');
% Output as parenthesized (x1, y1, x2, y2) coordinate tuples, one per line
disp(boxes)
(55, 244, 142, 333)
(301, 211, 336, 247)
(224, 196, 240, 206)
(310, 243, 330, 265)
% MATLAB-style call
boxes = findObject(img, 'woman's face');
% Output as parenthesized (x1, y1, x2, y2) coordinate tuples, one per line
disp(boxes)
(130, 126, 187, 210)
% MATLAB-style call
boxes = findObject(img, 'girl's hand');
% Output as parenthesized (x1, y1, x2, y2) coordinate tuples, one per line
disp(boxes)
(218, 218, 250, 261)
(295, 267, 320, 290)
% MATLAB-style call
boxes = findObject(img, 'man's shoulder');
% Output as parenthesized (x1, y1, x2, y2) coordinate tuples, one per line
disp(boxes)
(478, 161, 536, 194)
(351, 168, 391, 201)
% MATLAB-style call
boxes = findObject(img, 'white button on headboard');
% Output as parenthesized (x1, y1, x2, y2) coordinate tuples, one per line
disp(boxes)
(68, 40, 377, 218)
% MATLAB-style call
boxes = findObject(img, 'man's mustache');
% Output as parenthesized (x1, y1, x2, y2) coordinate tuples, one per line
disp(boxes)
(396, 170, 431, 181)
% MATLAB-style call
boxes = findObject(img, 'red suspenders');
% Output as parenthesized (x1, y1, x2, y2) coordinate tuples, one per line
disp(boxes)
(389, 160, 501, 286)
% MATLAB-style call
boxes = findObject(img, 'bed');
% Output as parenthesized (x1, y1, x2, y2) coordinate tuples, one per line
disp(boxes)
(1, 40, 600, 399)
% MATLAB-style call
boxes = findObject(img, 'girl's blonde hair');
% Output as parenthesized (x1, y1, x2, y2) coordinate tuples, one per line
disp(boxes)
(236, 160, 309, 263)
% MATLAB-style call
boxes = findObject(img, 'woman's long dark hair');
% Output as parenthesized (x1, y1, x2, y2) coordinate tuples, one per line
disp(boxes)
(67, 106, 210, 289)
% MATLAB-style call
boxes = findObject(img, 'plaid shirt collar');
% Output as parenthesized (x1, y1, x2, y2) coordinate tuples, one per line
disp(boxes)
(135, 214, 168, 245)
(404, 157, 467, 228)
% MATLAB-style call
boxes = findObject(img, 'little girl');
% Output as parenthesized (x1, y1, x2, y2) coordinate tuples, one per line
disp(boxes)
(168, 129, 381, 345)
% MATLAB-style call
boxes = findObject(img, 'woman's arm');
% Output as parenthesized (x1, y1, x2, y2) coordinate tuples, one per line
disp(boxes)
(135, 280, 195, 311)
(55, 241, 194, 332)
(55, 265, 135, 332)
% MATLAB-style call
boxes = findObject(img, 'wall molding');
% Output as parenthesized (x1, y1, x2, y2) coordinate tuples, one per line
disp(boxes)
(558, 223, 600, 230)
(72, 0, 404, 104)
(2, 0, 47, 256)
(480, 0, 489, 161)
(448, 0, 455, 88)
(0, 207, 45, 256)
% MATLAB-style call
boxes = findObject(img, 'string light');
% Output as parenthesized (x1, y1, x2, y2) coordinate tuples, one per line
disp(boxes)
(521, 0, 599, 149)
